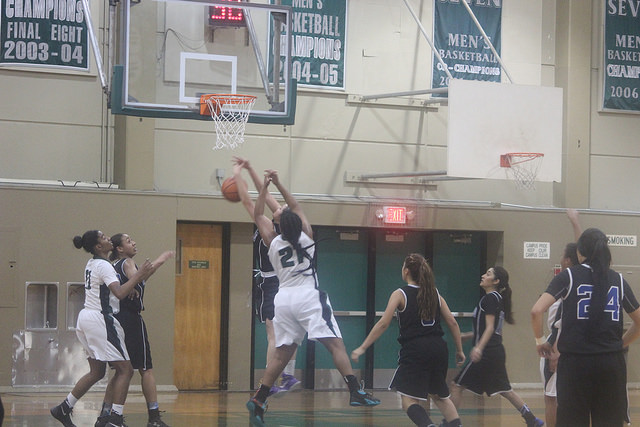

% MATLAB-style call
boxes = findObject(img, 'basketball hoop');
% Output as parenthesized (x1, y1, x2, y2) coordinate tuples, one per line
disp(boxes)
(500, 152, 544, 190)
(200, 94, 257, 150)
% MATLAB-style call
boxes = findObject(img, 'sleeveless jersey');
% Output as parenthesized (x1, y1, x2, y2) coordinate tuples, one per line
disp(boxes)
(546, 264, 640, 354)
(396, 284, 444, 345)
(472, 291, 505, 348)
(268, 231, 317, 289)
(253, 223, 280, 277)
(112, 258, 144, 313)
(83, 257, 120, 314)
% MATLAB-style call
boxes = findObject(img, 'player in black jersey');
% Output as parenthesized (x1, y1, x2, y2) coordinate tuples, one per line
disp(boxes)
(532, 227, 640, 426)
(97, 234, 174, 427)
(452, 266, 544, 427)
(233, 157, 300, 396)
(351, 253, 464, 427)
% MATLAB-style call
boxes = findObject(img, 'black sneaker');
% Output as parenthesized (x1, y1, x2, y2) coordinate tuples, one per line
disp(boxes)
(246, 397, 267, 427)
(349, 386, 381, 407)
(95, 415, 109, 427)
(147, 413, 170, 427)
(50, 402, 76, 427)
(106, 413, 124, 427)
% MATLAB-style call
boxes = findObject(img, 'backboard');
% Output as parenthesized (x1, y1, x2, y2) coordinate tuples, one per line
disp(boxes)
(111, 0, 295, 124)
(447, 79, 563, 183)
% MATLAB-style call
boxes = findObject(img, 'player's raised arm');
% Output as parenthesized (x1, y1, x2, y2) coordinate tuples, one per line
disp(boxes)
(267, 170, 313, 239)
(234, 156, 281, 214)
(254, 174, 278, 246)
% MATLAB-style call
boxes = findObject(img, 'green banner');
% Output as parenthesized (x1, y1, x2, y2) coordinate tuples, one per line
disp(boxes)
(432, 0, 502, 91)
(602, 2, 640, 112)
(272, 0, 346, 89)
(0, 0, 88, 70)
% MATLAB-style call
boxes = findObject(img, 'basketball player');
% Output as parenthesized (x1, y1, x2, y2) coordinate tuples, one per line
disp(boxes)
(92, 234, 174, 427)
(232, 157, 301, 395)
(532, 228, 640, 426)
(247, 170, 380, 427)
(451, 266, 544, 427)
(351, 253, 464, 427)
(537, 210, 581, 427)
(51, 230, 152, 427)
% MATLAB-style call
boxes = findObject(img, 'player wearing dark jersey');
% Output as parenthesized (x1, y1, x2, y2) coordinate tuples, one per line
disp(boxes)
(351, 253, 464, 427)
(234, 157, 300, 396)
(96, 234, 174, 427)
(452, 266, 544, 427)
(532, 227, 640, 426)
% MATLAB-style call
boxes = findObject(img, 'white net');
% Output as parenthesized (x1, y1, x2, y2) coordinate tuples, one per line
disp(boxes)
(205, 95, 257, 150)
(501, 153, 544, 190)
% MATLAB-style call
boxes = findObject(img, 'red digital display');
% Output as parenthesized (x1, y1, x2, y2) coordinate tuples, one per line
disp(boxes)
(383, 206, 407, 224)
(209, 0, 245, 27)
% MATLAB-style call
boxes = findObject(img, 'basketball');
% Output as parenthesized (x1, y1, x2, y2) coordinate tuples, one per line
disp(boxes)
(221, 177, 240, 202)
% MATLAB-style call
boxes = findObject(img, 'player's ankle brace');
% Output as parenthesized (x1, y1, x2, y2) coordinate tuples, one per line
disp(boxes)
(520, 403, 535, 421)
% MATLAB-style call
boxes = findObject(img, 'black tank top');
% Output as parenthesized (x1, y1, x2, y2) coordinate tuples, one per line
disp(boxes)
(113, 258, 144, 313)
(397, 284, 444, 345)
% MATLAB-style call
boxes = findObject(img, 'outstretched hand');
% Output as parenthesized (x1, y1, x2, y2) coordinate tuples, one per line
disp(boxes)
(232, 156, 249, 169)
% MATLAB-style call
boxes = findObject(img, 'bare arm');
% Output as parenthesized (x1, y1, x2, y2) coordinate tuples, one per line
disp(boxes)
(234, 156, 281, 214)
(108, 259, 153, 300)
(267, 170, 313, 238)
(254, 175, 277, 246)
(531, 292, 556, 357)
(440, 296, 466, 366)
(351, 289, 404, 362)
(567, 209, 582, 241)
(232, 160, 256, 220)
(623, 307, 640, 347)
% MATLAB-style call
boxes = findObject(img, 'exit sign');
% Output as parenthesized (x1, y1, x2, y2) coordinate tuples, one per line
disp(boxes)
(383, 206, 406, 224)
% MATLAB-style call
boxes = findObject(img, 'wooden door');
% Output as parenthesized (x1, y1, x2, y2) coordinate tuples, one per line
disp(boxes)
(174, 223, 222, 390)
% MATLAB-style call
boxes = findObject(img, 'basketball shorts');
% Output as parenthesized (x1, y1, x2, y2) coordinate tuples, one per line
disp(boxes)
(454, 344, 512, 396)
(556, 351, 628, 426)
(115, 310, 153, 370)
(273, 286, 342, 347)
(540, 356, 557, 397)
(76, 309, 129, 362)
(390, 336, 451, 400)
(255, 275, 279, 322)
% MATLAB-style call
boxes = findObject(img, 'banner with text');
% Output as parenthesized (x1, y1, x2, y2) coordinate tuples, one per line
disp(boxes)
(602, 2, 640, 112)
(272, 0, 346, 90)
(0, 0, 89, 70)
(432, 0, 502, 92)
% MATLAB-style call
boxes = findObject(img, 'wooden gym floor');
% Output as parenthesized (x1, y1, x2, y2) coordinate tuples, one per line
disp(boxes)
(4, 387, 640, 426)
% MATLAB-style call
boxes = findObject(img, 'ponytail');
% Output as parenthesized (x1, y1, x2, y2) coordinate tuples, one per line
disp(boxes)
(404, 253, 438, 321)
(493, 266, 514, 324)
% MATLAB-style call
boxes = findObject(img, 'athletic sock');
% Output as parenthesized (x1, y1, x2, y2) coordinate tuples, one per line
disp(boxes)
(147, 401, 159, 410)
(406, 403, 433, 427)
(66, 393, 78, 408)
(343, 375, 360, 393)
(283, 359, 296, 376)
(111, 404, 124, 416)
(519, 403, 536, 422)
(254, 384, 271, 403)
(445, 418, 463, 427)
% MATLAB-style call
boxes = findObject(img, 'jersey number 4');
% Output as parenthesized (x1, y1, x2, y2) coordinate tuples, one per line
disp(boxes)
(576, 284, 620, 321)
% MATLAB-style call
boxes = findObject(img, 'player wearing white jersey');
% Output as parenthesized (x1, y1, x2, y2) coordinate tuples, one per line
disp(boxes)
(246, 170, 379, 427)
(50, 230, 152, 427)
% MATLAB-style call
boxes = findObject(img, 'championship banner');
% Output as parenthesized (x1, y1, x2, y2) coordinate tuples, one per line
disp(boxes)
(432, 0, 502, 91)
(602, 2, 640, 112)
(272, 0, 346, 90)
(0, 0, 89, 70)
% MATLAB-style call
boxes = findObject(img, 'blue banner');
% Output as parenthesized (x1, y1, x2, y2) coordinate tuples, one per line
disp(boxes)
(432, 0, 502, 91)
